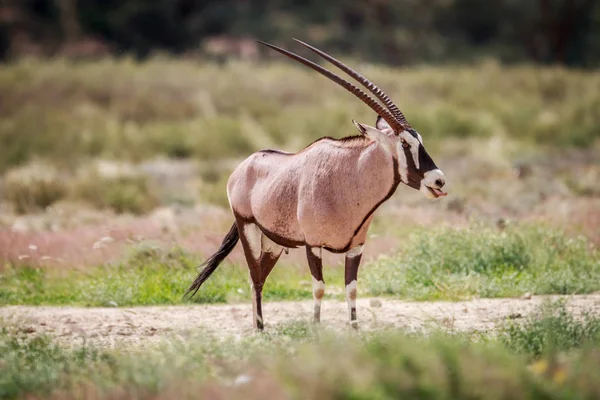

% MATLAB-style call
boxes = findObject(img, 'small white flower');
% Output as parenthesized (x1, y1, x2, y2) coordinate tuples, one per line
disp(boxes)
(28, 245, 38, 251)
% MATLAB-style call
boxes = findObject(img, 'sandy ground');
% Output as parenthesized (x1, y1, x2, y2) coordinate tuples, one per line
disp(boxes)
(2, 294, 600, 348)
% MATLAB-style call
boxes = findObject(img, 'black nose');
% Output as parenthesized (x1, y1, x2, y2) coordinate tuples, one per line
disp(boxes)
(435, 178, 445, 188)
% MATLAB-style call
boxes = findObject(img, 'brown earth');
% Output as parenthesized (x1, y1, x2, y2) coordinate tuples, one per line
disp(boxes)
(2, 294, 599, 349)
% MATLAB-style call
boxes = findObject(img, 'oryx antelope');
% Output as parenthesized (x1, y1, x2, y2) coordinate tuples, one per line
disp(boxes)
(186, 39, 447, 330)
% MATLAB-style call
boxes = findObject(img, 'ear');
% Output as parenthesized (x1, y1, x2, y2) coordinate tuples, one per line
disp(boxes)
(352, 120, 391, 142)
(376, 115, 395, 135)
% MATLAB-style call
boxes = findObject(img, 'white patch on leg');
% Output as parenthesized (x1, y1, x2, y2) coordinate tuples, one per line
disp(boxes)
(345, 280, 357, 310)
(346, 245, 363, 258)
(312, 277, 325, 322)
(261, 234, 283, 256)
(243, 223, 262, 260)
(312, 277, 325, 304)
(310, 247, 322, 258)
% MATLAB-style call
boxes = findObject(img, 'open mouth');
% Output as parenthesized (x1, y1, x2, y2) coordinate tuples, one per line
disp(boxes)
(427, 186, 448, 198)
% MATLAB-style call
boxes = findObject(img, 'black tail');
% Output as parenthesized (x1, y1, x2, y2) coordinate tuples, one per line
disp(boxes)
(185, 223, 239, 298)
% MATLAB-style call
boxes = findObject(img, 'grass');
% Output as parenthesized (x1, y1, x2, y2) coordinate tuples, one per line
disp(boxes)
(1, 224, 597, 306)
(1, 301, 600, 399)
(502, 300, 600, 358)
(0, 59, 599, 176)
(363, 223, 600, 300)
(3, 163, 67, 214)
(0, 245, 337, 306)
(73, 173, 159, 215)
(2, 58, 599, 217)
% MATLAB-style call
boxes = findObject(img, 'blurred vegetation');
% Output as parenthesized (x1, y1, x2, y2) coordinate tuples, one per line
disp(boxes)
(1, 224, 597, 306)
(2, 0, 600, 67)
(2, 301, 600, 399)
(0, 162, 158, 215)
(503, 300, 600, 357)
(73, 173, 158, 215)
(0, 58, 599, 178)
(3, 163, 67, 214)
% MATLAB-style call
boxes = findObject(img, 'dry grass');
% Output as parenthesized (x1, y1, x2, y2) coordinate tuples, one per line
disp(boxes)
(3, 163, 67, 214)
(0, 58, 599, 174)
(0, 58, 598, 227)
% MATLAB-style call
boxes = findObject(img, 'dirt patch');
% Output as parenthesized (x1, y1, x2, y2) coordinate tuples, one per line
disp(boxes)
(2, 295, 600, 348)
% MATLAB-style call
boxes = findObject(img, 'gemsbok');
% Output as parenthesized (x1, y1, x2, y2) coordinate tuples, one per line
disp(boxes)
(186, 39, 447, 330)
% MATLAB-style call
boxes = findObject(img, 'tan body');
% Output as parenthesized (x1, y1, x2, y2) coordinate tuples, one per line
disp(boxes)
(228, 137, 397, 252)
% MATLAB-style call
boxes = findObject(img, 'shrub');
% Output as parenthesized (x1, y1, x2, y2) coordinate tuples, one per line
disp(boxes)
(502, 300, 600, 358)
(3, 328, 600, 400)
(363, 224, 600, 300)
(3, 163, 67, 213)
(198, 164, 232, 208)
(1, 60, 599, 174)
(74, 172, 158, 215)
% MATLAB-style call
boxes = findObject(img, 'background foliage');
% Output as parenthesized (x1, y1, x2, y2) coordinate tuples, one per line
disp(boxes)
(2, 0, 600, 66)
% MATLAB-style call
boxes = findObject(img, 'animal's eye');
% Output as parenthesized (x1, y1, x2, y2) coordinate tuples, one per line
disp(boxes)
(401, 140, 409, 149)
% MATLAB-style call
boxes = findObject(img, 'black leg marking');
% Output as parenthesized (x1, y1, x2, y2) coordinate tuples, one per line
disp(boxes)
(345, 245, 363, 329)
(306, 246, 325, 323)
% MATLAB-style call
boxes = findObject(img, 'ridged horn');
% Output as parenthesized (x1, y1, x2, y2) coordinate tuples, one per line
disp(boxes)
(258, 40, 404, 133)
(293, 38, 411, 129)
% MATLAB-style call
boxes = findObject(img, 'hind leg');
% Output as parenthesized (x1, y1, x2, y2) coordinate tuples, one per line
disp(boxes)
(236, 219, 283, 330)
(252, 234, 284, 329)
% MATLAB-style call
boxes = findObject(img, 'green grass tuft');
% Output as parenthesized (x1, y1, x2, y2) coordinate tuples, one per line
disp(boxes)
(3, 163, 67, 214)
(0, 245, 334, 306)
(502, 300, 600, 358)
(73, 173, 159, 215)
(363, 223, 600, 300)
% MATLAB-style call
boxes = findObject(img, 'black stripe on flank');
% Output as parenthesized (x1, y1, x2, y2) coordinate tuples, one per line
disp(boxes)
(236, 215, 305, 249)
(351, 156, 402, 237)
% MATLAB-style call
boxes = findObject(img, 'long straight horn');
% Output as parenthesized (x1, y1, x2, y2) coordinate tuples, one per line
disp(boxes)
(258, 41, 404, 133)
(293, 38, 411, 129)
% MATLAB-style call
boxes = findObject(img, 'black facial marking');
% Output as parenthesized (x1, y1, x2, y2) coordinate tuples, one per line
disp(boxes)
(351, 157, 401, 238)
(403, 145, 422, 189)
(418, 145, 438, 173)
(400, 133, 439, 190)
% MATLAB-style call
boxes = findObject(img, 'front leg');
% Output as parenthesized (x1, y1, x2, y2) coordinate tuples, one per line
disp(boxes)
(306, 246, 324, 323)
(345, 245, 363, 328)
